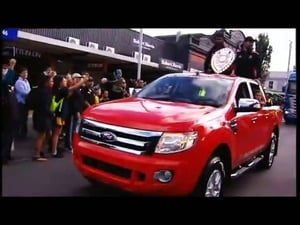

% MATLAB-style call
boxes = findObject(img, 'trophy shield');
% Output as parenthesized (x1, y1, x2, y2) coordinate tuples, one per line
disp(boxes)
(211, 47, 236, 74)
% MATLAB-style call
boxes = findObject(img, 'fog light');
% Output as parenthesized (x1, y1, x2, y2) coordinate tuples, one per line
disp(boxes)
(153, 170, 173, 183)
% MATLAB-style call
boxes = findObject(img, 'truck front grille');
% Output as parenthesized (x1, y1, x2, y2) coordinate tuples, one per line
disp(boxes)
(289, 96, 297, 116)
(79, 119, 162, 155)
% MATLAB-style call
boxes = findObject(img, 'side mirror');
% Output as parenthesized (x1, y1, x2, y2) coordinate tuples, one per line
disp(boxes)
(235, 98, 261, 112)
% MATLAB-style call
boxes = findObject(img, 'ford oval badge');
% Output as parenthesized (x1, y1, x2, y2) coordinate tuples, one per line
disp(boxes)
(100, 131, 117, 142)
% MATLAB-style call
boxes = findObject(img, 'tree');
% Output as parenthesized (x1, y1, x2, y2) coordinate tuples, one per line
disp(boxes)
(255, 34, 273, 84)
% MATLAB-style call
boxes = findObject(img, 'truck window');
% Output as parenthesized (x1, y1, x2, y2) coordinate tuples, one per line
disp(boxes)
(235, 82, 250, 104)
(249, 83, 264, 99)
(287, 81, 296, 95)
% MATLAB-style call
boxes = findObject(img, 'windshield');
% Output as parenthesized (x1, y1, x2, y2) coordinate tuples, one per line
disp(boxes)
(287, 81, 296, 95)
(136, 75, 234, 107)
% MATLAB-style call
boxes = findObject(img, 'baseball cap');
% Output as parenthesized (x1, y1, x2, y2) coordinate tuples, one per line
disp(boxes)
(212, 31, 224, 39)
(244, 36, 255, 43)
(72, 73, 82, 78)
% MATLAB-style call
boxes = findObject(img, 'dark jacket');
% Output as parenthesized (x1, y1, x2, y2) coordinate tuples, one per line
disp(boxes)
(68, 89, 85, 115)
(1, 82, 19, 131)
(233, 50, 261, 79)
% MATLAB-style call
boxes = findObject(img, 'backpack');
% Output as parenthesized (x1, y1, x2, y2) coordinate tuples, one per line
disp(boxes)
(25, 86, 38, 110)
(50, 95, 64, 114)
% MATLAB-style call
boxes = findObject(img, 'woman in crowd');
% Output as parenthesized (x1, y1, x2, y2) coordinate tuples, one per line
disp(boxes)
(51, 74, 88, 158)
(32, 75, 54, 161)
(99, 90, 110, 102)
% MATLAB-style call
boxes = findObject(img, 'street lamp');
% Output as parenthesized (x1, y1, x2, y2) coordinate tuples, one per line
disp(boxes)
(137, 28, 143, 80)
(287, 40, 292, 76)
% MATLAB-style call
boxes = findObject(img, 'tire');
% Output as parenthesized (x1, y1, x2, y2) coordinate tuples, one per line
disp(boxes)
(193, 157, 225, 197)
(86, 177, 101, 187)
(284, 117, 291, 125)
(260, 132, 278, 169)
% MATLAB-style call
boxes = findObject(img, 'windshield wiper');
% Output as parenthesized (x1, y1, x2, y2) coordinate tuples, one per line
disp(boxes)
(143, 96, 194, 104)
(143, 96, 173, 101)
(195, 99, 222, 107)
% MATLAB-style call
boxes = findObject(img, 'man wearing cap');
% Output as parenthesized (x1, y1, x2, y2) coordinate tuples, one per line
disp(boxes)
(204, 31, 228, 74)
(231, 36, 261, 79)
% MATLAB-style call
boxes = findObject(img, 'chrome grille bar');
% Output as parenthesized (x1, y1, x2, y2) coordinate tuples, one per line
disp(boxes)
(80, 136, 145, 155)
(82, 128, 148, 147)
(80, 119, 162, 155)
(82, 119, 162, 137)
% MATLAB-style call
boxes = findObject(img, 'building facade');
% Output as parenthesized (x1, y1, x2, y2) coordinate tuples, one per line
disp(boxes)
(2, 28, 247, 85)
(156, 29, 246, 72)
(264, 71, 289, 92)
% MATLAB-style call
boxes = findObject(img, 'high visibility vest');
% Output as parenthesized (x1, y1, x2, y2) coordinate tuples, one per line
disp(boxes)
(50, 96, 64, 113)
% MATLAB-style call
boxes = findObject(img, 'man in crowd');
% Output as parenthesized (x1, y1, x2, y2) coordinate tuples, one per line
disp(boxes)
(81, 76, 96, 110)
(14, 67, 31, 139)
(42, 66, 53, 76)
(3, 58, 18, 87)
(111, 78, 130, 100)
(1, 66, 19, 164)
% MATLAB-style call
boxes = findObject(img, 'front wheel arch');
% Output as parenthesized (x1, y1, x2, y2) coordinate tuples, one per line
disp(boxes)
(193, 156, 225, 197)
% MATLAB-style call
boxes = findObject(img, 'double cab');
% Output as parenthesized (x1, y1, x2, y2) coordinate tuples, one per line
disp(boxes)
(73, 73, 283, 197)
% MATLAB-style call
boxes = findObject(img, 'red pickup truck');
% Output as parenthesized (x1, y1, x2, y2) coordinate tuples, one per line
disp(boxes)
(73, 73, 283, 197)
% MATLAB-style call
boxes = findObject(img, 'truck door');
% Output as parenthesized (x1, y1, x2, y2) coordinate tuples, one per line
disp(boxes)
(231, 82, 255, 163)
(248, 82, 270, 153)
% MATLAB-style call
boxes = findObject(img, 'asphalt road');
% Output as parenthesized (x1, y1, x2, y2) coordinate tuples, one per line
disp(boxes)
(2, 124, 296, 197)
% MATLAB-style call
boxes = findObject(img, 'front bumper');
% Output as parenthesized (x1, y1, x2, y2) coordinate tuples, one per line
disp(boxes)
(73, 135, 199, 196)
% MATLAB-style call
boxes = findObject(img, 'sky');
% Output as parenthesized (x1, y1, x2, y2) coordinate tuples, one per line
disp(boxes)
(132, 28, 296, 72)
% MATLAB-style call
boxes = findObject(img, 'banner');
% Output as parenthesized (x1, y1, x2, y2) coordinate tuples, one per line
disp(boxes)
(2, 28, 18, 41)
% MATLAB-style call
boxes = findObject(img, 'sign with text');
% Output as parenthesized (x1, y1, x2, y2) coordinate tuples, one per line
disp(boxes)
(15, 48, 41, 58)
(132, 38, 155, 50)
(2, 46, 16, 57)
(2, 28, 18, 41)
(159, 58, 184, 72)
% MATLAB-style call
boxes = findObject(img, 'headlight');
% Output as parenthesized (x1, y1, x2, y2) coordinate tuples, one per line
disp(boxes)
(155, 132, 198, 154)
(75, 117, 82, 134)
(284, 109, 292, 114)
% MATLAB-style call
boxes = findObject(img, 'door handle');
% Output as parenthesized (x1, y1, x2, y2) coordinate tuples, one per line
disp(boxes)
(251, 117, 258, 123)
(229, 119, 238, 133)
(265, 113, 269, 119)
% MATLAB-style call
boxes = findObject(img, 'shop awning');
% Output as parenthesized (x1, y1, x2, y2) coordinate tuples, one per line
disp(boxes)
(15, 31, 159, 69)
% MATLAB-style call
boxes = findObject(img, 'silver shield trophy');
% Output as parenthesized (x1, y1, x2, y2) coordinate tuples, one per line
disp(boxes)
(211, 47, 236, 74)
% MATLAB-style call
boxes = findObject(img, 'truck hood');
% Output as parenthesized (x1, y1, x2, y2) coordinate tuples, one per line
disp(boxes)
(83, 98, 217, 132)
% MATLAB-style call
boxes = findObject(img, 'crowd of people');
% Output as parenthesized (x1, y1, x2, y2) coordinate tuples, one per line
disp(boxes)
(1, 61, 147, 164)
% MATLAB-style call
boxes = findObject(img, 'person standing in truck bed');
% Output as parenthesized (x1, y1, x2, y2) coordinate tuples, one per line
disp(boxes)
(231, 36, 261, 80)
(204, 31, 233, 75)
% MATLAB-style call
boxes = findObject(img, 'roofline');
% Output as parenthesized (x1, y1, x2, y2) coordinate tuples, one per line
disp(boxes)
(130, 29, 168, 42)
